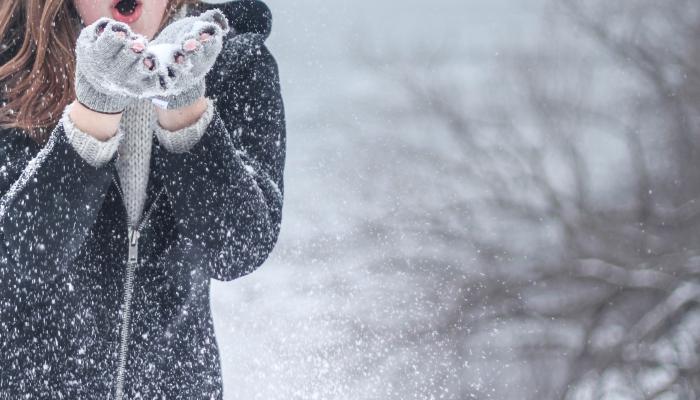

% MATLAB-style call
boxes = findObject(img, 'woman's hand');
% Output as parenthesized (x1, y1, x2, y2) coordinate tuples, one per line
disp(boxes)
(74, 18, 158, 114)
(69, 9, 230, 140)
(144, 9, 230, 110)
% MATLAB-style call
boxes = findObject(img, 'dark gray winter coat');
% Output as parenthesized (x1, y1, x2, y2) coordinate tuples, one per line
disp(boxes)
(0, 1, 285, 398)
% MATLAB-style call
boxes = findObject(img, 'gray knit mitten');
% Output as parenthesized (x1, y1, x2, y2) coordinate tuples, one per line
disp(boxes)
(75, 18, 158, 113)
(144, 9, 230, 110)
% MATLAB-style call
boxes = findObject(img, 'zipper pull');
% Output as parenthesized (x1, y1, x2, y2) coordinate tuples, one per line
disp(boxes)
(128, 228, 140, 264)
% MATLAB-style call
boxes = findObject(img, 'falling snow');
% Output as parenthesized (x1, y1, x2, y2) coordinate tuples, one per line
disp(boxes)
(3, 0, 700, 399)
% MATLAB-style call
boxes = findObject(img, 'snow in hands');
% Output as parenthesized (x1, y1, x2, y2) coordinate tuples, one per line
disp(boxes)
(79, 9, 229, 106)
(75, 18, 153, 113)
(146, 9, 231, 109)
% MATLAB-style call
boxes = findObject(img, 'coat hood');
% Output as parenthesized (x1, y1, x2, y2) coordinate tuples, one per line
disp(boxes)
(196, 0, 272, 41)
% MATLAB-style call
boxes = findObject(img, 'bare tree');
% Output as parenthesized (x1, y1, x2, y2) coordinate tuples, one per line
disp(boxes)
(345, 0, 700, 398)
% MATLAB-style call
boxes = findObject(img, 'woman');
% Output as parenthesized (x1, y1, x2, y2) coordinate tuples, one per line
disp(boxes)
(0, 0, 285, 398)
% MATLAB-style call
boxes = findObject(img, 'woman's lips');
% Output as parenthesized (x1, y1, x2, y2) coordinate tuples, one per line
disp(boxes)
(111, 0, 143, 24)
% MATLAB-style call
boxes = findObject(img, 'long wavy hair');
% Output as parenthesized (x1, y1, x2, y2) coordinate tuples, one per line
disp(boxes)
(0, 0, 196, 144)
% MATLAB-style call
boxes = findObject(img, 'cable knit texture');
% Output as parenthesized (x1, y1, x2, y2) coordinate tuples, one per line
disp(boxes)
(115, 99, 156, 227)
(62, 99, 214, 227)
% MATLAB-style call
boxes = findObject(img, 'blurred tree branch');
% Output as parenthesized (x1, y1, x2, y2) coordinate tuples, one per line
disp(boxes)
(346, 0, 700, 398)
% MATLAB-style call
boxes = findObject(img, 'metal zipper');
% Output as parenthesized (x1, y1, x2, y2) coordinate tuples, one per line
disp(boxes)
(110, 165, 165, 400)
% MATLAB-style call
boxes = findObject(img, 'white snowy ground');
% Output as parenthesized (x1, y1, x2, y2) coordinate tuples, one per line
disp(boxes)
(205, 1, 545, 398)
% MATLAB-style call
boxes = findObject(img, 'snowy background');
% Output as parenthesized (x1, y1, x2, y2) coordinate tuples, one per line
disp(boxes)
(209, 0, 700, 398)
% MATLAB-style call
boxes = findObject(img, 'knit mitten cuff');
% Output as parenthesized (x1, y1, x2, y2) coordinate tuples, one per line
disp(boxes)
(154, 97, 214, 153)
(62, 103, 125, 168)
(75, 71, 131, 114)
(155, 81, 206, 111)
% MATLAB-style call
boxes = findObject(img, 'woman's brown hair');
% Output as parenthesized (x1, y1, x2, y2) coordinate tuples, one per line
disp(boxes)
(0, 0, 195, 144)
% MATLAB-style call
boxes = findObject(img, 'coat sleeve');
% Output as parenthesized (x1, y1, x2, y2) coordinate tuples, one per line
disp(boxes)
(0, 121, 116, 283)
(154, 30, 286, 282)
